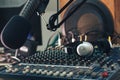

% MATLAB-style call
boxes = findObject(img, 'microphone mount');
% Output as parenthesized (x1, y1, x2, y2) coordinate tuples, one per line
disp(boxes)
(47, 0, 87, 31)
(19, 0, 49, 20)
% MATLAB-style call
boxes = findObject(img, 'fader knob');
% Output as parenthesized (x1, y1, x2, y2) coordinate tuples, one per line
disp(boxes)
(12, 68, 19, 73)
(60, 71, 67, 77)
(91, 72, 98, 78)
(36, 69, 42, 74)
(53, 71, 60, 76)
(23, 69, 29, 74)
(30, 69, 37, 73)
(6, 68, 12, 73)
(25, 66, 30, 69)
(78, 69, 84, 75)
(66, 72, 74, 77)
(102, 71, 109, 78)
(41, 70, 48, 75)
(85, 70, 92, 75)
(47, 71, 53, 76)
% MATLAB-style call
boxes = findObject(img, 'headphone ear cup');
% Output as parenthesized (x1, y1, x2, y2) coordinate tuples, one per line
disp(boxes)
(64, 41, 82, 54)
(97, 39, 111, 53)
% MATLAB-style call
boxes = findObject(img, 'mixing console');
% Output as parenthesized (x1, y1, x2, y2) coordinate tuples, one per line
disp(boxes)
(0, 47, 120, 80)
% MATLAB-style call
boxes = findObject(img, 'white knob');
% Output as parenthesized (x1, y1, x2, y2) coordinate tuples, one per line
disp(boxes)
(53, 71, 60, 76)
(60, 71, 67, 77)
(66, 72, 74, 77)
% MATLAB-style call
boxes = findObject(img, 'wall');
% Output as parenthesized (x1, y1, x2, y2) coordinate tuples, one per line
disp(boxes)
(38, 0, 58, 51)
(115, 0, 120, 34)
(59, 0, 120, 43)
(0, 0, 27, 8)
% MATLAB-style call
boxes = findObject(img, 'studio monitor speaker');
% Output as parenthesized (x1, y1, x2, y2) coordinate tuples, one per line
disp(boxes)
(59, 0, 120, 43)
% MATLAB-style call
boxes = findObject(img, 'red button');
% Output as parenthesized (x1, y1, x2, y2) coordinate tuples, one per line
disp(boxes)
(102, 71, 109, 78)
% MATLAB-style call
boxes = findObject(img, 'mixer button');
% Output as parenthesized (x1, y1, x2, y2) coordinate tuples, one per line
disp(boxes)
(85, 70, 92, 76)
(80, 60, 85, 65)
(100, 61, 105, 66)
(111, 64, 115, 70)
(102, 71, 109, 78)
(97, 56, 104, 63)
(106, 60, 113, 67)
(86, 60, 91, 66)
(60, 71, 67, 77)
(117, 59, 120, 64)
(91, 72, 98, 78)
(78, 69, 84, 75)
(90, 56, 96, 62)
(73, 60, 78, 65)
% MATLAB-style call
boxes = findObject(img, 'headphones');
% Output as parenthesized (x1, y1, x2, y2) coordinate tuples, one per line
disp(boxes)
(64, 34, 111, 56)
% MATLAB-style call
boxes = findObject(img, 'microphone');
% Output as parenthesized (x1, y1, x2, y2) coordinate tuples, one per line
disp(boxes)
(0, 0, 49, 49)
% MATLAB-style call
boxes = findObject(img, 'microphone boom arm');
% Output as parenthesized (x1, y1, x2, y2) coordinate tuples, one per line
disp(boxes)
(47, 0, 87, 31)
(19, 0, 49, 19)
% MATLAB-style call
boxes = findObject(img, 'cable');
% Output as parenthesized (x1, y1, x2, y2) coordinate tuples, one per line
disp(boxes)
(45, 31, 61, 50)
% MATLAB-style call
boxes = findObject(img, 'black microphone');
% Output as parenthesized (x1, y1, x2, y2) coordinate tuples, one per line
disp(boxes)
(0, 0, 49, 49)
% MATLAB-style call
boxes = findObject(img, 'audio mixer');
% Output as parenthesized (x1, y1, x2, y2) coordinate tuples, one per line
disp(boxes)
(0, 46, 120, 80)
(0, 0, 120, 80)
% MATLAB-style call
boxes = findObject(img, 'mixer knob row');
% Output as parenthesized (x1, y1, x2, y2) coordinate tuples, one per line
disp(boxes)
(5, 64, 115, 79)
(9, 65, 75, 78)
(5, 64, 84, 78)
